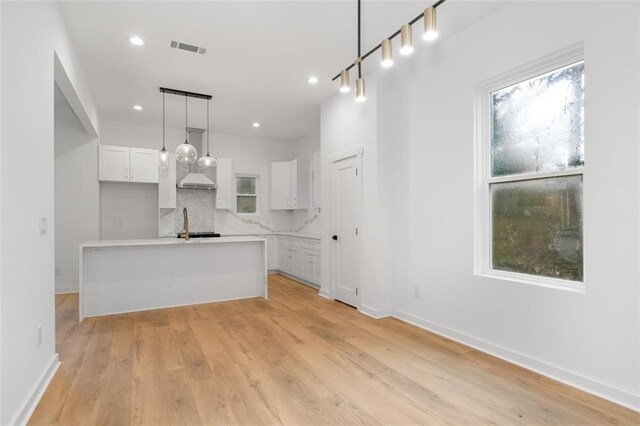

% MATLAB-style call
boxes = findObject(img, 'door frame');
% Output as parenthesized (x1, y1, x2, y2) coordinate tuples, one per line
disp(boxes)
(330, 146, 363, 308)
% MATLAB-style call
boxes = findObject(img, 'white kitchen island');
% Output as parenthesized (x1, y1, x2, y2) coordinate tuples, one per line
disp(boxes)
(79, 236, 267, 320)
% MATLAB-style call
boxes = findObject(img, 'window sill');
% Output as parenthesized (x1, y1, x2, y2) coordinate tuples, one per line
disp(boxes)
(475, 270, 585, 294)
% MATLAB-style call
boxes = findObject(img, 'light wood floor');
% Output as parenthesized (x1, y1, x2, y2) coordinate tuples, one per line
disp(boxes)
(31, 275, 638, 425)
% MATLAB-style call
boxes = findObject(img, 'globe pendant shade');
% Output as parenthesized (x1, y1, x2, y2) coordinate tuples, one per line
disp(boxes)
(197, 154, 216, 168)
(159, 149, 170, 172)
(176, 141, 197, 165)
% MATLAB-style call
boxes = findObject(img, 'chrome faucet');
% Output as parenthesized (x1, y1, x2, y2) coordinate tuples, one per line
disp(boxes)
(182, 207, 189, 240)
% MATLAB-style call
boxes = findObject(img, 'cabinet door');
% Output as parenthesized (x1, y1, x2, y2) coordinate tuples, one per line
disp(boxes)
(99, 145, 130, 182)
(158, 154, 176, 209)
(271, 161, 290, 209)
(129, 148, 159, 183)
(312, 252, 321, 284)
(303, 251, 314, 281)
(292, 248, 304, 277)
(280, 248, 293, 273)
(312, 151, 321, 209)
(215, 158, 232, 209)
(288, 159, 298, 209)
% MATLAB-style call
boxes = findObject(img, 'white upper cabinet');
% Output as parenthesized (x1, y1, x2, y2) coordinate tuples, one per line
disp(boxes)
(312, 151, 321, 209)
(99, 145, 158, 183)
(158, 154, 176, 209)
(215, 158, 232, 210)
(99, 145, 129, 182)
(270, 159, 309, 210)
(129, 148, 159, 183)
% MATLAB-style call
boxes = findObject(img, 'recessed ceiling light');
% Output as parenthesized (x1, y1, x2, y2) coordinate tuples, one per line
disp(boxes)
(129, 36, 145, 46)
(307, 76, 319, 84)
(252, 122, 261, 128)
(133, 105, 143, 111)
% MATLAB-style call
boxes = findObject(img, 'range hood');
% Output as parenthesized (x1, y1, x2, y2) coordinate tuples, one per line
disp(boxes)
(177, 172, 217, 190)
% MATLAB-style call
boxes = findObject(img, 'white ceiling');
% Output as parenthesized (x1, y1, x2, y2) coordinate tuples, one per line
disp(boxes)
(59, 0, 504, 142)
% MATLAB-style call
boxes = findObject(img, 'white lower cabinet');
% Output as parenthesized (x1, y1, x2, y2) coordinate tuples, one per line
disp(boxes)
(277, 236, 320, 286)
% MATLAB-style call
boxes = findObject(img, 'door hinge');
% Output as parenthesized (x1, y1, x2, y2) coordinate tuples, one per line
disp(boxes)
(355, 228, 358, 236)
(355, 288, 358, 296)
(355, 168, 358, 176)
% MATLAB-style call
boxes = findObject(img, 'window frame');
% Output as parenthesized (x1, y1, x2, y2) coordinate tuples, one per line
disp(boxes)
(235, 174, 259, 215)
(474, 44, 586, 292)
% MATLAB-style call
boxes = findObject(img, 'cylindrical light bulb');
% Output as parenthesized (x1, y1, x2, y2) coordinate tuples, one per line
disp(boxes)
(381, 39, 394, 68)
(400, 24, 414, 55)
(355, 78, 366, 102)
(423, 6, 438, 41)
(159, 149, 170, 172)
(340, 69, 351, 93)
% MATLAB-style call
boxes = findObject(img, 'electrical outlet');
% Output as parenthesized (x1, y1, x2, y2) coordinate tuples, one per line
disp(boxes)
(413, 286, 421, 299)
(39, 217, 48, 235)
(36, 326, 43, 347)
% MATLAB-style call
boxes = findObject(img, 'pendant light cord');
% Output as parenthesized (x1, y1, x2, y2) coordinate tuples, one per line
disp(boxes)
(162, 92, 166, 151)
(206, 99, 210, 156)
(185, 94, 188, 143)
(357, 0, 362, 79)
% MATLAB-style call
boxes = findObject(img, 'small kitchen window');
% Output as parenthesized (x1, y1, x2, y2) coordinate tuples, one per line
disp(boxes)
(475, 45, 585, 291)
(236, 175, 258, 214)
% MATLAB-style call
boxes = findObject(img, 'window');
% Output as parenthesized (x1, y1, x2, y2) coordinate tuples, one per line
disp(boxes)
(476, 48, 585, 290)
(236, 175, 258, 214)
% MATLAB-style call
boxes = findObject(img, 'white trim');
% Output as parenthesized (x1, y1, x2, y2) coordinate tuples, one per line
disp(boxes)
(359, 304, 392, 319)
(474, 43, 586, 290)
(318, 289, 332, 299)
(393, 309, 640, 412)
(55, 286, 79, 295)
(11, 353, 60, 426)
(330, 146, 363, 163)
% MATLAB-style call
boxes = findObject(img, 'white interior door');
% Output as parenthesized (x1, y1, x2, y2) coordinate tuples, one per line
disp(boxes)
(332, 154, 361, 307)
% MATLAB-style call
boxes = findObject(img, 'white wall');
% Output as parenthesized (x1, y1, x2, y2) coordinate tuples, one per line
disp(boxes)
(99, 120, 297, 236)
(54, 92, 99, 293)
(292, 111, 321, 235)
(1, 1, 99, 424)
(321, 1, 639, 409)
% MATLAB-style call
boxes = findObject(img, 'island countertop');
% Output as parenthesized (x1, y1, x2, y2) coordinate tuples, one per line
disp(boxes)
(80, 235, 266, 249)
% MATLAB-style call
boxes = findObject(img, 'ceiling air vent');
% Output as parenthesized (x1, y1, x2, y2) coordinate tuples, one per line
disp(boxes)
(169, 40, 206, 55)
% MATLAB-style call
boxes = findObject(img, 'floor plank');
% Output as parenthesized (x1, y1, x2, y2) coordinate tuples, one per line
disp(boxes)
(29, 275, 639, 425)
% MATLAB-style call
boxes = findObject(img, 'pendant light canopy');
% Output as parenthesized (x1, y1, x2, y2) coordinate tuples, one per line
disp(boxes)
(175, 94, 198, 165)
(159, 91, 170, 172)
(400, 24, 414, 55)
(198, 98, 217, 168)
(423, 6, 438, 41)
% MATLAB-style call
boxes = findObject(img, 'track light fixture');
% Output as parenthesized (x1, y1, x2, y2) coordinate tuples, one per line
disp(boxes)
(400, 24, 414, 55)
(332, 0, 447, 99)
(423, 6, 438, 41)
(381, 39, 393, 68)
(340, 70, 350, 93)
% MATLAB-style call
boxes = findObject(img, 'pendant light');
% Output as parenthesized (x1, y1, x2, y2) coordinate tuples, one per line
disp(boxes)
(175, 94, 198, 165)
(197, 99, 216, 168)
(381, 38, 393, 68)
(355, 77, 366, 102)
(339, 70, 350, 93)
(423, 6, 438, 41)
(400, 24, 414, 55)
(159, 91, 170, 172)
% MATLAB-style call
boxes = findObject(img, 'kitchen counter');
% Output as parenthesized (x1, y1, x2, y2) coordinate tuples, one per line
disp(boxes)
(222, 232, 321, 240)
(79, 236, 267, 320)
(81, 235, 264, 248)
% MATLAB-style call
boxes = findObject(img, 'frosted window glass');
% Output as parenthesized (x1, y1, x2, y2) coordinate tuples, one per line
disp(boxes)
(237, 196, 257, 214)
(237, 177, 256, 195)
(491, 61, 584, 177)
(491, 176, 583, 281)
